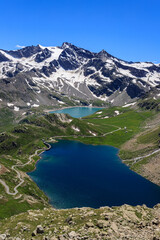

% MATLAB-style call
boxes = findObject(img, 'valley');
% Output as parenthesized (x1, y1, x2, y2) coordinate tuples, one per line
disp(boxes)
(0, 44, 160, 239)
(0, 103, 160, 219)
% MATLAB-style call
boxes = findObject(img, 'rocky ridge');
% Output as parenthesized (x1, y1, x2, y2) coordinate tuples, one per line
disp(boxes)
(0, 204, 160, 240)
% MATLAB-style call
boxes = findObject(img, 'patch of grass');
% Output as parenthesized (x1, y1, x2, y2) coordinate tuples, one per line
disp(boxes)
(137, 127, 160, 145)
(119, 145, 157, 160)
(0, 184, 48, 220)
(82, 108, 153, 147)
(135, 210, 142, 219)
(0, 108, 16, 132)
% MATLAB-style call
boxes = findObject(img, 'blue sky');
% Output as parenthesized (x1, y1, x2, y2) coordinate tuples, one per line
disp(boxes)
(1, 0, 160, 62)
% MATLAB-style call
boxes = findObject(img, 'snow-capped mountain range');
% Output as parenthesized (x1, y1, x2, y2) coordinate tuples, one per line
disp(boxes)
(0, 42, 160, 109)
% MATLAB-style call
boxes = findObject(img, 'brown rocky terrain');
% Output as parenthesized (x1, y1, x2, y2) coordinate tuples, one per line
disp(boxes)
(137, 151, 160, 186)
(0, 204, 160, 240)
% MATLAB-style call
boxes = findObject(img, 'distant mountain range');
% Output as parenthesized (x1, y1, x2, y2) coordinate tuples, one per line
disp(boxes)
(0, 42, 160, 110)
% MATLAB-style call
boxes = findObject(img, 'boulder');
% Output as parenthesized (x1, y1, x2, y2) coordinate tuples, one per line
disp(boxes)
(65, 216, 72, 224)
(43, 237, 50, 240)
(85, 222, 94, 228)
(96, 220, 109, 229)
(111, 222, 118, 232)
(68, 231, 77, 238)
(32, 230, 37, 236)
(0, 234, 6, 240)
(36, 225, 44, 234)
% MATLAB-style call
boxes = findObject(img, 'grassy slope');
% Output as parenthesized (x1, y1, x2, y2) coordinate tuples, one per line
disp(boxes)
(0, 108, 16, 132)
(70, 107, 154, 147)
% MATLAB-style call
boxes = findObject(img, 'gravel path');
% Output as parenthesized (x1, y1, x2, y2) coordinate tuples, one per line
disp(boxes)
(0, 149, 44, 196)
(122, 148, 160, 165)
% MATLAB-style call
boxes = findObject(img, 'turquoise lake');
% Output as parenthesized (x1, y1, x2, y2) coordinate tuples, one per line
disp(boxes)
(28, 107, 160, 208)
(50, 107, 103, 118)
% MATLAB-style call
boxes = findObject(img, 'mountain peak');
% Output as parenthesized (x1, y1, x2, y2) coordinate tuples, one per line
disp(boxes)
(97, 49, 113, 61)
(61, 42, 73, 49)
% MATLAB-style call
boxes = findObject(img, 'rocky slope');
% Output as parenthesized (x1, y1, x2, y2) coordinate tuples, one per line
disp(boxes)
(0, 43, 160, 111)
(0, 204, 160, 240)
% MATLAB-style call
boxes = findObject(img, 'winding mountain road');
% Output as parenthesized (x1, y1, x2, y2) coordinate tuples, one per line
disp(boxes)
(0, 149, 43, 196)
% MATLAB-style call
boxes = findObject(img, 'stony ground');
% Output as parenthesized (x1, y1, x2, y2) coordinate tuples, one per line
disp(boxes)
(0, 204, 160, 240)
(138, 151, 160, 186)
(120, 112, 160, 187)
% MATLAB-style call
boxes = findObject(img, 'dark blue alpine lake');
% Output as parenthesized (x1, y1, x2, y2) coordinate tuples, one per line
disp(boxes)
(28, 140, 160, 209)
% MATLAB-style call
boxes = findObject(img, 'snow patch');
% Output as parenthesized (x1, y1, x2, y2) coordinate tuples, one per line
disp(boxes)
(7, 103, 14, 107)
(72, 126, 80, 132)
(118, 68, 135, 78)
(32, 104, 39, 108)
(132, 79, 137, 84)
(115, 110, 120, 115)
(96, 111, 102, 114)
(89, 131, 97, 136)
(14, 106, 19, 111)
(123, 102, 136, 108)
(58, 100, 65, 105)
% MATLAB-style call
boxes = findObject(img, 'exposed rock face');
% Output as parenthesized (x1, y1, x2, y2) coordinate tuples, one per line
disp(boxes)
(0, 43, 160, 108)
(5, 45, 42, 58)
(35, 48, 52, 63)
(1, 204, 160, 239)
(0, 52, 9, 62)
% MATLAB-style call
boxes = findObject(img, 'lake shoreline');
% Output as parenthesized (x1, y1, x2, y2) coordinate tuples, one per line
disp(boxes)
(27, 106, 160, 210)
